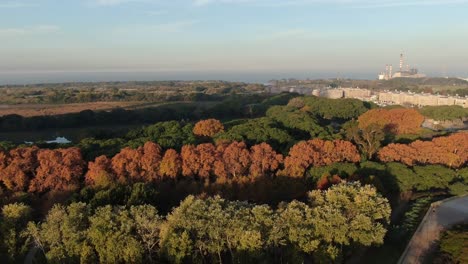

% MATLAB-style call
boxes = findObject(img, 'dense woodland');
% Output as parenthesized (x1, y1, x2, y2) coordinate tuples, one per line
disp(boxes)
(0, 92, 467, 263)
(0, 81, 264, 104)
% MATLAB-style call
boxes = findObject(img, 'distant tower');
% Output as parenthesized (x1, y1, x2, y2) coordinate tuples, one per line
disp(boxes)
(385, 64, 389, 79)
(389, 65, 393, 78)
(400, 53, 404, 72)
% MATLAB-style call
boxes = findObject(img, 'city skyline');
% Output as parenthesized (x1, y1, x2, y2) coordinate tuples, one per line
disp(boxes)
(1, 0, 468, 83)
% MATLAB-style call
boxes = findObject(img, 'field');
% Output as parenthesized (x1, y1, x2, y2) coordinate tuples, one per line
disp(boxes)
(0, 101, 143, 117)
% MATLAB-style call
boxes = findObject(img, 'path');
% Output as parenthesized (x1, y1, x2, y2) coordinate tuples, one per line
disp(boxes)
(397, 195, 468, 264)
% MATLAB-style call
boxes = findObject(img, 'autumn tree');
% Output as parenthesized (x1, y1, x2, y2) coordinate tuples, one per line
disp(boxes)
(193, 119, 225, 137)
(29, 148, 85, 193)
(282, 139, 360, 178)
(111, 142, 163, 183)
(0, 147, 39, 192)
(181, 143, 217, 180)
(316, 174, 342, 190)
(358, 108, 424, 135)
(140, 142, 163, 181)
(217, 141, 251, 179)
(249, 143, 283, 178)
(378, 133, 468, 168)
(85, 155, 114, 188)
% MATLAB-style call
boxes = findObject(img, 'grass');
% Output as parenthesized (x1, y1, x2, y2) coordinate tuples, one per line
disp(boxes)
(430, 224, 468, 264)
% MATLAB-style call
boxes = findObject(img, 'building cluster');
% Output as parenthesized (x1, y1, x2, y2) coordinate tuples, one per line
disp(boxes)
(313, 87, 467, 108)
(378, 53, 426, 80)
(377, 90, 467, 108)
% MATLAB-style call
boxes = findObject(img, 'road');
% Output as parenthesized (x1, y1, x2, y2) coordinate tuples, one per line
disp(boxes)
(397, 195, 468, 264)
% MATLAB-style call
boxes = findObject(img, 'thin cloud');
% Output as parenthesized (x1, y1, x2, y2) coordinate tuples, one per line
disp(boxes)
(0, 25, 60, 37)
(144, 10, 168, 16)
(192, 0, 468, 7)
(258, 28, 311, 40)
(0, 1, 35, 8)
(354, 0, 468, 8)
(89, 0, 156, 6)
(116, 20, 198, 34)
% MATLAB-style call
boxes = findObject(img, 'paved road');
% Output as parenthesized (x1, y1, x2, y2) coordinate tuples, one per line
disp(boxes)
(398, 195, 468, 264)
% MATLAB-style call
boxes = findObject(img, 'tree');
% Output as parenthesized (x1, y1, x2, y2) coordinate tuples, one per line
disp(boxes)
(85, 155, 114, 188)
(316, 174, 342, 190)
(139, 121, 196, 150)
(301, 96, 371, 120)
(275, 201, 319, 255)
(129, 205, 163, 263)
(249, 143, 283, 178)
(160, 196, 272, 264)
(282, 139, 360, 178)
(181, 144, 217, 180)
(378, 133, 468, 168)
(24, 203, 93, 263)
(346, 122, 385, 160)
(140, 142, 163, 181)
(29, 148, 85, 193)
(358, 108, 424, 135)
(215, 117, 293, 151)
(219, 141, 251, 179)
(159, 149, 181, 179)
(111, 147, 142, 183)
(0, 147, 39, 192)
(193, 119, 225, 137)
(160, 195, 226, 263)
(0, 203, 32, 262)
(266, 106, 331, 139)
(88, 206, 144, 263)
(308, 182, 391, 260)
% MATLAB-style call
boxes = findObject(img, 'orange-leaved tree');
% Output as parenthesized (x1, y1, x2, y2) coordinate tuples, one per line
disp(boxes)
(29, 147, 85, 193)
(85, 155, 114, 187)
(193, 119, 224, 137)
(358, 108, 424, 135)
(249, 143, 283, 178)
(379, 132, 468, 168)
(282, 139, 360, 178)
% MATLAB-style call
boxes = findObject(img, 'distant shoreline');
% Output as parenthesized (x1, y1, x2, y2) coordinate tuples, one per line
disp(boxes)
(0, 71, 377, 86)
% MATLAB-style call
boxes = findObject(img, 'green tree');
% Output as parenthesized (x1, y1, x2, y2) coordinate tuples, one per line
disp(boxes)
(345, 122, 385, 160)
(308, 182, 391, 261)
(0, 203, 32, 263)
(129, 205, 163, 263)
(88, 206, 144, 263)
(24, 203, 92, 264)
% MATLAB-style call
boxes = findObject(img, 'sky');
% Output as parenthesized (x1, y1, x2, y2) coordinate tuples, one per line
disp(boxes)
(1, 0, 468, 83)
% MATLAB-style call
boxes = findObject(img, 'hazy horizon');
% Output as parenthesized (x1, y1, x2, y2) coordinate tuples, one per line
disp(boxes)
(0, 70, 388, 86)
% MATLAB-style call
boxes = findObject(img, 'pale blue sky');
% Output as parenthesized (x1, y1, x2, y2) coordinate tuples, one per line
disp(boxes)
(1, 0, 468, 81)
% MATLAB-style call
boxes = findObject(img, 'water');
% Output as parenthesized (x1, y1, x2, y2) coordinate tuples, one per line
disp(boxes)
(24, 137, 72, 145)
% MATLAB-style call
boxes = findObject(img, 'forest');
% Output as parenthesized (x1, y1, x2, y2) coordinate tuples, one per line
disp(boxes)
(0, 93, 467, 263)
